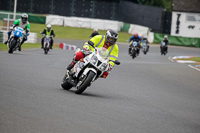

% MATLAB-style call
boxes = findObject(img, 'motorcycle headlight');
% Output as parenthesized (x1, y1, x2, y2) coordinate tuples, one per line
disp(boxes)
(100, 63, 108, 71)
(91, 55, 98, 65)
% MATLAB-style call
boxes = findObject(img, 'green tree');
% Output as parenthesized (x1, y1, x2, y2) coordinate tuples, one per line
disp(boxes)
(139, 0, 172, 11)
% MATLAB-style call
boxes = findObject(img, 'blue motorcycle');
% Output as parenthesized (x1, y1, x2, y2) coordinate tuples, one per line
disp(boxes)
(7, 27, 25, 53)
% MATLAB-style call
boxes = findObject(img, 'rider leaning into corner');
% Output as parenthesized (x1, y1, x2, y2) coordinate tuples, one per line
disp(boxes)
(4, 13, 30, 51)
(67, 29, 119, 78)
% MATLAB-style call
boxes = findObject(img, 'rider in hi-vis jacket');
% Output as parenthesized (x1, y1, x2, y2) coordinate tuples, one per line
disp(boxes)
(67, 29, 119, 78)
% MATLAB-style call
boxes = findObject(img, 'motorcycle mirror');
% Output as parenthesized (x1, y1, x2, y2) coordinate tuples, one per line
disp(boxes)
(88, 41, 95, 48)
(114, 60, 120, 65)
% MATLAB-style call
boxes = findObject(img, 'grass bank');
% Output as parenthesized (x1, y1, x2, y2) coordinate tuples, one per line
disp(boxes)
(31, 23, 131, 42)
(175, 57, 200, 62)
(0, 42, 41, 51)
(0, 20, 131, 42)
(0, 20, 131, 51)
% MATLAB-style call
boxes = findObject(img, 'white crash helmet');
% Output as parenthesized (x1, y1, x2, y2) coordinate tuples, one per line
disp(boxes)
(94, 28, 98, 32)
(21, 13, 28, 23)
(47, 24, 51, 28)
(47, 24, 51, 31)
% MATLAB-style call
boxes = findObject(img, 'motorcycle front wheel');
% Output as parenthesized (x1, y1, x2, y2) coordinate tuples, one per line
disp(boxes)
(44, 43, 49, 54)
(132, 49, 136, 59)
(61, 74, 73, 90)
(128, 48, 131, 55)
(143, 50, 147, 54)
(75, 71, 96, 94)
(8, 39, 16, 53)
(161, 47, 165, 55)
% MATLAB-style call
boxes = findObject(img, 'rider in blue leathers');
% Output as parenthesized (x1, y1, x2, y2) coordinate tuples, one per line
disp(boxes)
(129, 33, 141, 55)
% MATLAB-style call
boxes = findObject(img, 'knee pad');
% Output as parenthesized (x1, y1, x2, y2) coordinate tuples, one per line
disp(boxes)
(75, 51, 84, 61)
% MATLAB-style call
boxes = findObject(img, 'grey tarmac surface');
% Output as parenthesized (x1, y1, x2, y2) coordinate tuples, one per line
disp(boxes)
(0, 42, 200, 133)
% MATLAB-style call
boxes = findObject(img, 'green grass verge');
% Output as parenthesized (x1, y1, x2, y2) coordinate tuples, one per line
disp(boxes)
(176, 57, 200, 62)
(0, 42, 41, 51)
(0, 20, 132, 51)
(31, 23, 132, 42)
(1, 20, 132, 42)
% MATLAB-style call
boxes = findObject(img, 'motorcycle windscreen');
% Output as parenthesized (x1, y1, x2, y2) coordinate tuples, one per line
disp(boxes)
(161, 42, 165, 46)
(142, 43, 147, 47)
(97, 47, 109, 59)
(132, 42, 137, 46)
(45, 38, 50, 43)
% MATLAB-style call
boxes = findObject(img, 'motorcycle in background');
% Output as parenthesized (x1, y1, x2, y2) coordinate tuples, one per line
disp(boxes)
(142, 42, 148, 55)
(7, 27, 25, 53)
(61, 41, 120, 94)
(129, 41, 138, 59)
(41, 34, 53, 54)
(160, 42, 167, 55)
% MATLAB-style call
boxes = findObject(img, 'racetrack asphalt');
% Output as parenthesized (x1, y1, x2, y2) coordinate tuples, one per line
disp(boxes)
(0, 41, 200, 133)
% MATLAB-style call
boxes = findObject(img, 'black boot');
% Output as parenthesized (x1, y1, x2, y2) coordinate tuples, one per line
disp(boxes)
(5, 32, 11, 44)
(18, 43, 22, 51)
(4, 40, 8, 44)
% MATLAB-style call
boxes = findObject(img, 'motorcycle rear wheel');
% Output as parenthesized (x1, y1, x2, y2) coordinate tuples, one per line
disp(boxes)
(75, 71, 95, 94)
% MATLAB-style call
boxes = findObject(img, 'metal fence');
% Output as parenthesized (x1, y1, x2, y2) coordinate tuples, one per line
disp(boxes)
(0, 11, 22, 31)
(0, 0, 171, 33)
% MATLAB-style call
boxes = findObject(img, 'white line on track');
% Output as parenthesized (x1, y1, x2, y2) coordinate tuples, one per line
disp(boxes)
(24, 48, 40, 51)
(168, 56, 175, 62)
(188, 65, 200, 72)
(168, 56, 200, 72)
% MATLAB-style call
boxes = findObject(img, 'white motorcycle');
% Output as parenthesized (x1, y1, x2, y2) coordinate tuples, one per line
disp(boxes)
(61, 41, 120, 94)
(142, 42, 148, 55)
(41, 34, 53, 54)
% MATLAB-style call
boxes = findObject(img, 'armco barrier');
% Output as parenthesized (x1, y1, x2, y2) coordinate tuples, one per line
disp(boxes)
(0, 31, 37, 43)
(0, 11, 45, 24)
(28, 14, 46, 24)
(154, 33, 200, 48)
(121, 23, 130, 32)
(0, 31, 3, 42)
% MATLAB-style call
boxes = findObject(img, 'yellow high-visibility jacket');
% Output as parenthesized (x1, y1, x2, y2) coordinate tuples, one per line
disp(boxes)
(83, 35, 119, 66)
